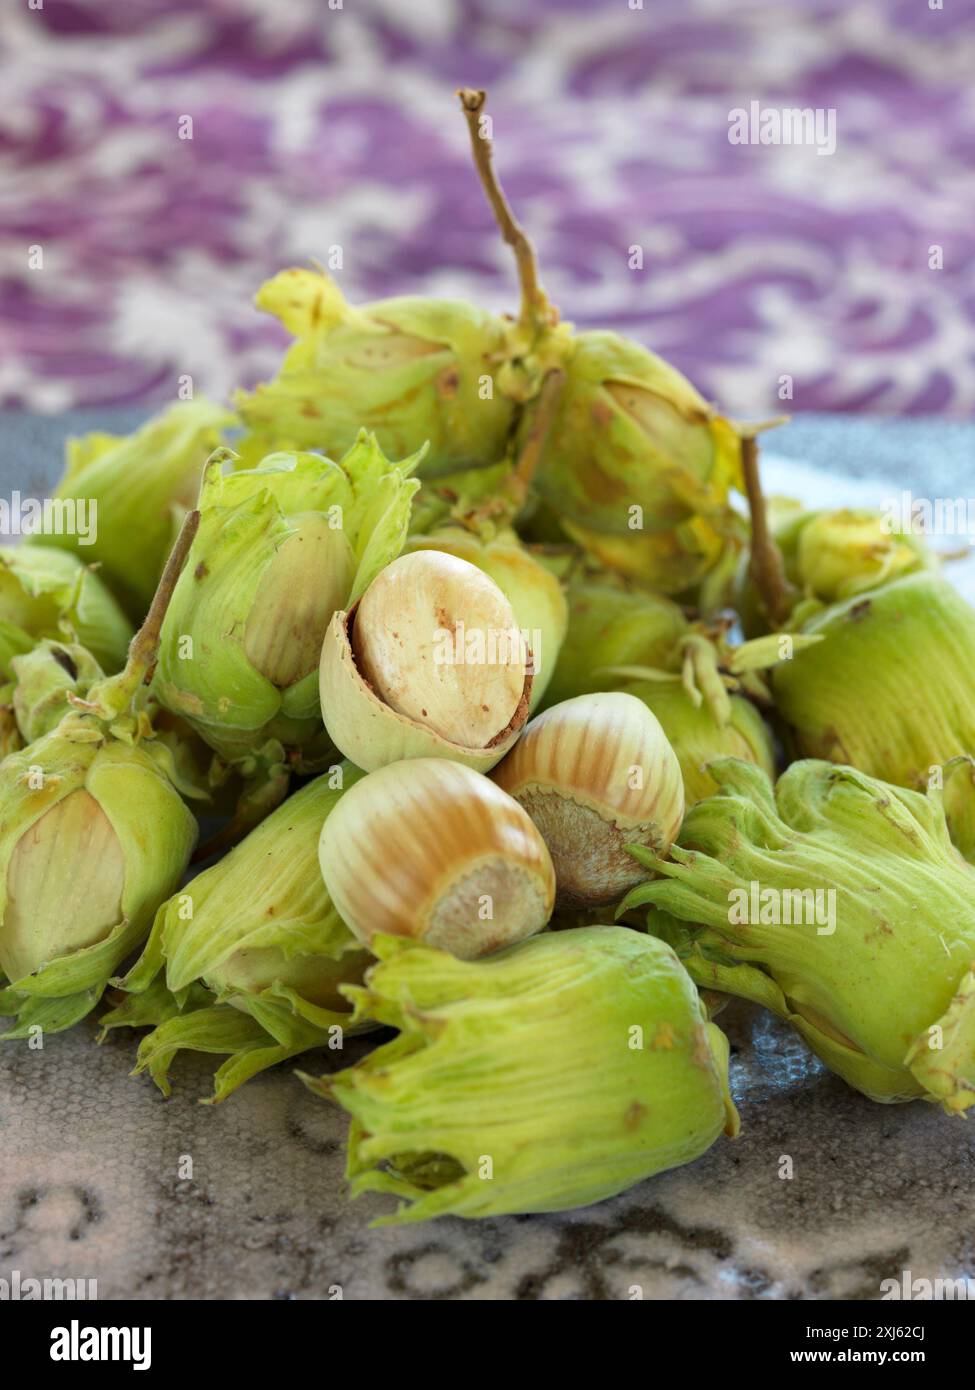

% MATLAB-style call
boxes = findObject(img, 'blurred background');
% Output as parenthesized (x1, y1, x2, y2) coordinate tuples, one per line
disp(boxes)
(1, 0, 973, 419)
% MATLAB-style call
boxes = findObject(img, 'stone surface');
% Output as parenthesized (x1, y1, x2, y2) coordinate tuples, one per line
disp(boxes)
(2, 411, 974, 1300)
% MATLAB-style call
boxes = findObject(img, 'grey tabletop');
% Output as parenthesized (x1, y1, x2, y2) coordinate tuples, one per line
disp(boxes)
(2, 411, 974, 1301)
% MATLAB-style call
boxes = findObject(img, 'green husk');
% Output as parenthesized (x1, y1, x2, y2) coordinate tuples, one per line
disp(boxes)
(407, 460, 519, 537)
(152, 431, 423, 832)
(31, 398, 234, 618)
(301, 927, 738, 1223)
(623, 681, 775, 804)
(10, 639, 105, 743)
(530, 330, 743, 532)
(524, 331, 744, 590)
(943, 757, 975, 864)
(0, 544, 133, 678)
(560, 517, 734, 596)
(0, 704, 21, 759)
(6, 641, 217, 806)
(105, 765, 372, 1102)
(621, 757, 975, 1112)
(234, 269, 522, 476)
(540, 569, 689, 709)
(779, 507, 929, 610)
(738, 505, 931, 636)
(0, 516, 201, 1037)
(772, 572, 975, 860)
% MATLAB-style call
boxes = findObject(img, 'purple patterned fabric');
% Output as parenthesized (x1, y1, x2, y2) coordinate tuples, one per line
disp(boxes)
(1, 0, 973, 416)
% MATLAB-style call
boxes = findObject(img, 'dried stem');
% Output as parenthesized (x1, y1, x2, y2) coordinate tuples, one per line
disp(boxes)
(510, 367, 566, 497)
(73, 507, 201, 721)
(129, 508, 200, 687)
(456, 88, 550, 335)
(741, 436, 794, 627)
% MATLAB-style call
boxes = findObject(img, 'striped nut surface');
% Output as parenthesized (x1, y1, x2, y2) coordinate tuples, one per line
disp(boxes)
(492, 691, 685, 907)
(318, 757, 555, 960)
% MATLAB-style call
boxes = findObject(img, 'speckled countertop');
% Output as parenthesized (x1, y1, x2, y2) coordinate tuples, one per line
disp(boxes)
(2, 413, 974, 1301)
